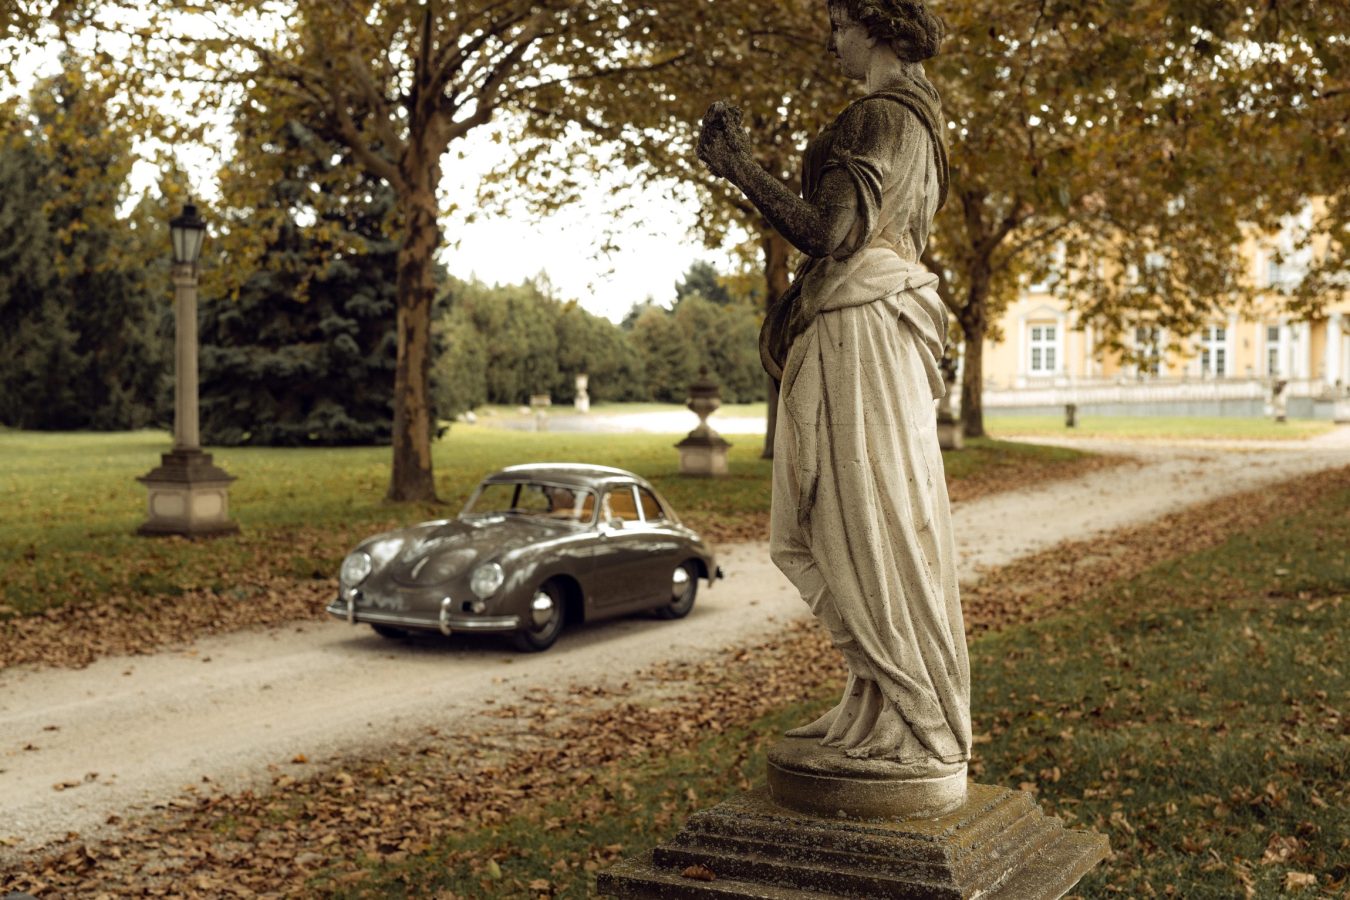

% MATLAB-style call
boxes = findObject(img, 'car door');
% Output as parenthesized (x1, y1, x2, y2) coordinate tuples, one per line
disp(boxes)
(633, 485, 687, 604)
(591, 483, 665, 611)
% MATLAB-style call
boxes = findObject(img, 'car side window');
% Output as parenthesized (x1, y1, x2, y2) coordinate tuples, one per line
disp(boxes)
(637, 487, 666, 523)
(578, 491, 597, 523)
(604, 486, 639, 523)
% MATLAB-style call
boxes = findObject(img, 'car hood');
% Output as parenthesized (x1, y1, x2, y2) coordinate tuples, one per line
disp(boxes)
(377, 516, 565, 586)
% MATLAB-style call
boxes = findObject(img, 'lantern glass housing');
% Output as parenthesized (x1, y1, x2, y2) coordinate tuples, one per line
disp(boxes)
(170, 203, 207, 265)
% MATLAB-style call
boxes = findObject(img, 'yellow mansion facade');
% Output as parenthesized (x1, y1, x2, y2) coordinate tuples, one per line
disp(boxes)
(980, 232, 1349, 420)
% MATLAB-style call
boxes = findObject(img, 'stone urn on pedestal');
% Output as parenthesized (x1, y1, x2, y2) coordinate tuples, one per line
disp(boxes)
(575, 373, 591, 413)
(936, 351, 963, 450)
(676, 368, 732, 477)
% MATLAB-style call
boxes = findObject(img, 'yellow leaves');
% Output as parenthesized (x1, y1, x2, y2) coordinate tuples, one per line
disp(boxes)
(1283, 872, 1318, 892)
(681, 864, 716, 881)
(1259, 834, 1300, 866)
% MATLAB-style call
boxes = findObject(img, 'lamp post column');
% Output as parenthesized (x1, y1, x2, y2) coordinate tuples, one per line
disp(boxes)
(173, 260, 201, 452)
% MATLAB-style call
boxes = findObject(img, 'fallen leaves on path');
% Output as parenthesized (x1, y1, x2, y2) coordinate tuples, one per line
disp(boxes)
(0, 576, 332, 670)
(3, 465, 1341, 898)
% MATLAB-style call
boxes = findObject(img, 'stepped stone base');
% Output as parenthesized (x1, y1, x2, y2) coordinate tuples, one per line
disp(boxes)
(598, 783, 1108, 899)
(137, 450, 239, 538)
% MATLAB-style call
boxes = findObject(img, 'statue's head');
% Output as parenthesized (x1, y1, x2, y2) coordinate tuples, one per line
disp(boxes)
(826, 0, 945, 63)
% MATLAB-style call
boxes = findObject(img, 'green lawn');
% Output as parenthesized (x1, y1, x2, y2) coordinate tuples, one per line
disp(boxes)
(0, 427, 1092, 619)
(986, 413, 1335, 441)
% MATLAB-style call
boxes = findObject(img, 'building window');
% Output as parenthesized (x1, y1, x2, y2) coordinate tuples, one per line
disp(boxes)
(1135, 326, 1163, 377)
(1266, 325, 1280, 376)
(1199, 326, 1227, 377)
(1029, 324, 1057, 375)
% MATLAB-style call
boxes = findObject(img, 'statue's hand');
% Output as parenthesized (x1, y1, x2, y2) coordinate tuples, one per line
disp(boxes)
(698, 101, 750, 179)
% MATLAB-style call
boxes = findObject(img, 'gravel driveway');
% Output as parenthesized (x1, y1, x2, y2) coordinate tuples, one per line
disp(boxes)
(2, 429, 1346, 858)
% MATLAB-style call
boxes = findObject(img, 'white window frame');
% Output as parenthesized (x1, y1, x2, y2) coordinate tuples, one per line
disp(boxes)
(1028, 323, 1058, 375)
(1266, 324, 1281, 376)
(1198, 325, 1227, 378)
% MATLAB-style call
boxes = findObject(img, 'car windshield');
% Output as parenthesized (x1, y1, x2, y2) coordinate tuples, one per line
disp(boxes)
(464, 481, 597, 524)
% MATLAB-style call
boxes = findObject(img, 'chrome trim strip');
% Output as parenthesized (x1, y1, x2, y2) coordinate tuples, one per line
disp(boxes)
(325, 602, 519, 632)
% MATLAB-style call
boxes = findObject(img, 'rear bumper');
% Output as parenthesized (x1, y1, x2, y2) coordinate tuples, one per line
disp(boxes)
(326, 596, 521, 634)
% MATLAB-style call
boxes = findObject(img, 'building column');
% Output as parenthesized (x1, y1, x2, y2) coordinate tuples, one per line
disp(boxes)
(1225, 313, 1238, 379)
(1297, 321, 1313, 379)
(1278, 319, 1293, 379)
(1324, 313, 1344, 388)
(1016, 315, 1029, 387)
(1056, 312, 1068, 383)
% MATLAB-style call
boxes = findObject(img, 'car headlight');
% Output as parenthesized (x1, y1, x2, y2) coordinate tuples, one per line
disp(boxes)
(470, 562, 504, 599)
(341, 551, 373, 586)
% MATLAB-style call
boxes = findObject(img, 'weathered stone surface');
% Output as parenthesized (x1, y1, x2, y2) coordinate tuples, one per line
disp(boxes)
(137, 449, 240, 537)
(598, 784, 1108, 899)
(767, 736, 966, 820)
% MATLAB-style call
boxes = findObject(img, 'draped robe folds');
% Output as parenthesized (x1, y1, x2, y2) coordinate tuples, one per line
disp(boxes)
(766, 76, 972, 773)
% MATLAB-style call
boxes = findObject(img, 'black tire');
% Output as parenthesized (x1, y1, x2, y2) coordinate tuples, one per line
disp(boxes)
(655, 561, 698, 620)
(512, 581, 565, 652)
(371, 623, 410, 640)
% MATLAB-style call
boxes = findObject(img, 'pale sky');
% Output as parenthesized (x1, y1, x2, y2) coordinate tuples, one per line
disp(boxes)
(10, 30, 724, 324)
(435, 127, 719, 321)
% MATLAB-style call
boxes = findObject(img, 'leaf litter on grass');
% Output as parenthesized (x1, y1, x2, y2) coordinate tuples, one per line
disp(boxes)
(1, 442, 1119, 671)
(3, 465, 1344, 898)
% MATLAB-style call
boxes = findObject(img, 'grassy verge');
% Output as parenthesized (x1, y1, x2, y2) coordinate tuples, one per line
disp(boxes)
(0, 428, 1109, 668)
(986, 414, 1335, 441)
(4, 467, 1343, 899)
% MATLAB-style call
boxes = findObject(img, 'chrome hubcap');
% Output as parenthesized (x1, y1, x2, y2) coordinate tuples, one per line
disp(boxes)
(672, 566, 691, 600)
(530, 591, 555, 628)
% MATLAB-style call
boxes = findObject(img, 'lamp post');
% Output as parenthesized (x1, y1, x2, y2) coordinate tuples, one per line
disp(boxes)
(137, 202, 239, 537)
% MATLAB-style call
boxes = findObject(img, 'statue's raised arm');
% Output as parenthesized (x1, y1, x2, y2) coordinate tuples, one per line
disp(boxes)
(697, 101, 858, 260)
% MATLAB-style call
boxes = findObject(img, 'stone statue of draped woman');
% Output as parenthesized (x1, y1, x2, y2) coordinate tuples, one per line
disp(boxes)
(698, 0, 970, 811)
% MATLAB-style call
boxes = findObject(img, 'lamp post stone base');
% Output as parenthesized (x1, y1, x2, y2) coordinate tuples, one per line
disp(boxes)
(599, 783, 1108, 899)
(137, 449, 239, 538)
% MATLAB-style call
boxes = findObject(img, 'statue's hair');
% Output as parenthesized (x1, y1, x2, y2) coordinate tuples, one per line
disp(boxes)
(828, 0, 945, 62)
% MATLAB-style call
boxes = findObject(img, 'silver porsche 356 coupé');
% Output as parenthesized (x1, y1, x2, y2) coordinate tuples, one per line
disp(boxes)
(328, 464, 722, 651)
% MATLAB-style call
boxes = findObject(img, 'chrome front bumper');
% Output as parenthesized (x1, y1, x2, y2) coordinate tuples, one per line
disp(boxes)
(326, 596, 521, 635)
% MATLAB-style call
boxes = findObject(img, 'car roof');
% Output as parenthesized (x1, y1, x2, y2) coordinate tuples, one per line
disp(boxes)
(485, 463, 650, 490)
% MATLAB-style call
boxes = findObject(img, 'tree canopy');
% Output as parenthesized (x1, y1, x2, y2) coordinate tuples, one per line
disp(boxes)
(0, 56, 171, 431)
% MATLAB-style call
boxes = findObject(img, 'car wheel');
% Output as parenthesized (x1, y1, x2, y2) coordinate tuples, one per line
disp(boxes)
(655, 561, 698, 620)
(512, 581, 565, 652)
(371, 623, 410, 640)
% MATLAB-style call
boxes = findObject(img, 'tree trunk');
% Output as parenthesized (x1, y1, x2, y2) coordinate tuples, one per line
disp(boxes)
(386, 167, 442, 502)
(958, 276, 990, 440)
(760, 227, 792, 459)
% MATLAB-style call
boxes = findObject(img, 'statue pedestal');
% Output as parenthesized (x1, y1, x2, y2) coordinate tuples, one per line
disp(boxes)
(677, 431, 732, 476)
(137, 449, 239, 538)
(936, 413, 963, 451)
(767, 736, 967, 821)
(599, 783, 1107, 899)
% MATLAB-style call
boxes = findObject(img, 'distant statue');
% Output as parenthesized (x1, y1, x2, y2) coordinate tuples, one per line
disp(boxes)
(699, 0, 968, 806)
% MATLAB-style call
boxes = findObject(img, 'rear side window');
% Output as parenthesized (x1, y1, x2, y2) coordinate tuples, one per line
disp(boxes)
(637, 488, 666, 522)
(604, 486, 639, 523)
